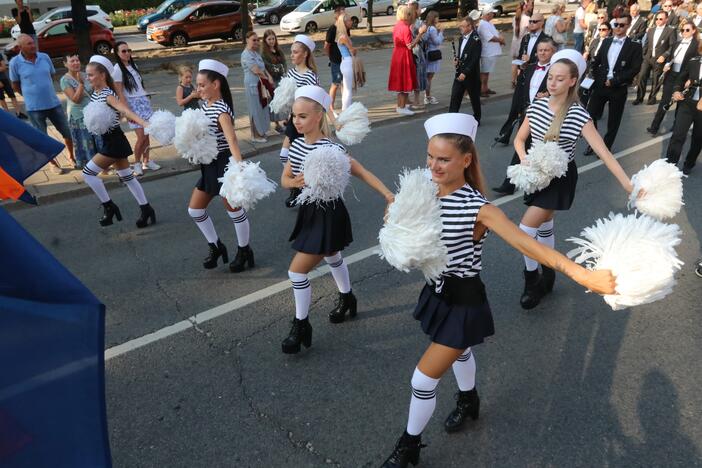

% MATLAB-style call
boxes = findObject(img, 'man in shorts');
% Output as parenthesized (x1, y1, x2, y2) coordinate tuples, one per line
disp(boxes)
(325, 5, 345, 113)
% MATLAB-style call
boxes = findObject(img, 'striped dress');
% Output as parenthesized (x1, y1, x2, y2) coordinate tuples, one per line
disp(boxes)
(195, 99, 235, 195)
(90, 87, 132, 159)
(285, 67, 320, 87)
(201, 99, 235, 153)
(288, 137, 344, 176)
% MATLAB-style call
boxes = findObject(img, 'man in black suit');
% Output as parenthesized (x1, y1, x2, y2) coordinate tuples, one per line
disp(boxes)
(449, 15, 482, 123)
(493, 39, 557, 194)
(665, 55, 702, 175)
(626, 3, 647, 42)
(634, 11, 676, 105)
(585, 15, 643, 155)
(660, 0, 679, 28)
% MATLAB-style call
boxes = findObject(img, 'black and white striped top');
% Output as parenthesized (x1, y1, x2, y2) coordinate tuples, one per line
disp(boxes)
(435, 183, 489, 292)
(201, 99, 234, 152)
(90, 87, 120, 130)
(286, 67, 320, 87)
(288, 137, 346, 176)
(526, 97, 591, 161)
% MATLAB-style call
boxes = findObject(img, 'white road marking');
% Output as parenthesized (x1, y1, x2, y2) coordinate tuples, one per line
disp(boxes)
(105, 132, 672, 361)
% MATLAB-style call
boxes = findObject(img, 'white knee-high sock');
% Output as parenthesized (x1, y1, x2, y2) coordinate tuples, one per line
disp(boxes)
(82, 161, 110, 203)
(116, 168, 148, 205)
(227, 209, 250, 247)
(519, 223, 540, 271)
(452, 348, 476, 392)
(324, 252, 351, 293)
(406, 367, 440, 436)
(537, 219, 555, 250)
(289, 271, 311, 320)
(188, 207, 218, 243)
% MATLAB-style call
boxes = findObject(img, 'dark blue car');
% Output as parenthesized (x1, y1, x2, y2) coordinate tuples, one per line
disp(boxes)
(137, 0, 203, 32)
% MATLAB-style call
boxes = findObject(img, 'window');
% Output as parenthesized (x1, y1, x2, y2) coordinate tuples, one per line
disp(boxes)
(44, 23, 71, 36)
(346, 0, 357, 6)
(212, 3, 238, 15)
(87, 9, 98, 16)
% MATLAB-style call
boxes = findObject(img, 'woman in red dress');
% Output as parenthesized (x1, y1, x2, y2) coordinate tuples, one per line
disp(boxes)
(388, 5, 426, 115)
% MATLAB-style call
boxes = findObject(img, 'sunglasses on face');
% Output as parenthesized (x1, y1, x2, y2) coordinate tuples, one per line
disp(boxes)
(529, 19, 541, 23)
(120, 49, 132, 53)
(656, 17, 666, 21)
(683, 28, 693, 32)
(613, 22, 627, 27)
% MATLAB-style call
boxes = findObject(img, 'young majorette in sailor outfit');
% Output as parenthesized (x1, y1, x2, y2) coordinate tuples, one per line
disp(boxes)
(512, 50, 634, 310)
(280, 85, 394, 354)
(380, 113, 617, 468)
(82, 55, 156, 228)
(187, 59, 254, 272)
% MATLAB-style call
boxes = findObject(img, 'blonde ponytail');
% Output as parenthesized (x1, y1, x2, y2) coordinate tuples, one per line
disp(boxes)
(544, 59, 581, 142)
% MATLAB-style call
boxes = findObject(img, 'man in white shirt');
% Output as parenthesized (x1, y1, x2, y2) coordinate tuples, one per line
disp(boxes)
(665, 55, 702, 175)
(573, 0, 590, 52)
(477, 7, 504, 97)
(634, 11, 676, 105)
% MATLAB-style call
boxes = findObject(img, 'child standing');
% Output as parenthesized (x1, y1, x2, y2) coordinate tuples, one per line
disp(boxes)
(175, 65, 201, 111)
(0, 53, 27, 119)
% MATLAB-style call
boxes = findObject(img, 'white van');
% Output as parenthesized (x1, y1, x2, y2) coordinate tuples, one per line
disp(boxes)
(280, 0, 362, 33)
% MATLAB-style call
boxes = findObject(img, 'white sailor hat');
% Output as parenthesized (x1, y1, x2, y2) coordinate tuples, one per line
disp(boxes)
(551, 49, 587, 78)
(293, 34, 316, 52)
(295, 85, 332, 111)
(89, 55, 113, 73)
(424, 113, 478, 141)
(198, 59, 229, 78)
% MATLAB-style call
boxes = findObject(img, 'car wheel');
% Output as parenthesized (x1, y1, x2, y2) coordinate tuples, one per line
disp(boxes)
(93, 41, 112, 56)
(305, 21, 318, 33)
(386, 6, 394, 15)
(269, 13, 280, 24)
(232, 25, 243, 41)
(172, 32, 188, 47)
(351, 16, 359, 28)
(361, 8, 367, 17)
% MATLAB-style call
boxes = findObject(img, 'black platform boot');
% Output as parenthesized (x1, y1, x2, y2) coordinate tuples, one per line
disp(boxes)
(229, 245, 255, 273)
(135, 203, 156, 228)
(285, 188, 301, 208)
(444, 388, 480, 433)
(520, 269, 544, 310)
(328, 291, 357, 323)
(281, 317, 312, 354)
(541, 265, 555, 294)
(203, 240, 228, 269)
(492, 179, 515, 195)
(99, 200, 122, 226)
(381, 431, 426, 468)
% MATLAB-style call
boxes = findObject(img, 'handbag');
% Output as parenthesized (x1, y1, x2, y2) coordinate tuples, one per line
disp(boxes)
(257, 77, 274, 108)
(427, 49, 442, 61)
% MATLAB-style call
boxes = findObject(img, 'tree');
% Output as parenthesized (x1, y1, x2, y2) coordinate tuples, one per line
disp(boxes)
(367, 0, 373, 32)
(241, 0, 249, 43)
(71, 0, 93, 62)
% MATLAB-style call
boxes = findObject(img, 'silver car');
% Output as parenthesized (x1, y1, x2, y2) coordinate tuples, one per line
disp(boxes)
(477, 0, 519, 16)
(358, 0, 396, 16)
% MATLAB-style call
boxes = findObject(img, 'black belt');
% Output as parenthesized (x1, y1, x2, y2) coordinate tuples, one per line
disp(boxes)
(431, 275, 487, 306)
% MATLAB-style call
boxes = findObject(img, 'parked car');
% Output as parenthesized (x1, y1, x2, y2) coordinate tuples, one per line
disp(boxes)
(280, 0, 361, 34)
(146, 1, 252, 47)
(10, 5, 112, 39)
(4, 19, 115, 60)
(358, 0, 395, 17)
(137, 0, 203, 32)
(477, 0, 519, 16)
(254, 0, 306, 25)
(418, 0, 475, 20)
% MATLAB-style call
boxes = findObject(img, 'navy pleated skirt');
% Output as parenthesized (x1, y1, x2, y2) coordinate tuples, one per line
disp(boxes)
(289, 198, 353, 254)
(98, 127, 132, 159)
(196, 149, 230, 196)
(524, 159, 578, 211)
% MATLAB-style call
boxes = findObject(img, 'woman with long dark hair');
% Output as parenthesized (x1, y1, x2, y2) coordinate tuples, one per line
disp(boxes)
(261, 29, 288, 133)
(112, 41, 158, 176)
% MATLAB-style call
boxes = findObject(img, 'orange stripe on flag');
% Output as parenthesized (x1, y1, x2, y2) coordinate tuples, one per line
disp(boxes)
(0, 165, 25, 201)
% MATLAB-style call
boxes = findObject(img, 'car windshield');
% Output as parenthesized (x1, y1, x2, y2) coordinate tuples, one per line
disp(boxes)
(157, 0, 177, 13)
(170, 5, 197, 20)
(296, 0, 319, 12)
(35, 9, 59, 22)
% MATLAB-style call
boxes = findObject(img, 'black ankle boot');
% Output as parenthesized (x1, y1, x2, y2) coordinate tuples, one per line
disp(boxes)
(285, 188, 301, 208)
(135, 203, 156, 228)
(492, 179, 515, 195)
(229, 245, 255, 273)
(520, 269, 544, 310)
(328, 291, 357, 323)
(541, 265, 555, 294)
(203, 239, 228, 269)
(444, 388, 480, 433)
(99, 200, 122, 226)
(381, 431, 426, 468)
(281, 317, 312, 354)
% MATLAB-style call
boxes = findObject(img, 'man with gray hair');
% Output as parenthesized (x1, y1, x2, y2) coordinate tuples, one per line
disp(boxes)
(9, 33, 74, 174)
(477, 6, 504, 97)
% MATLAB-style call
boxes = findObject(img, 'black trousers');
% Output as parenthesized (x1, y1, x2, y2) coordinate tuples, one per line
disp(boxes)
(449, 74, 481, 123)
(650, 71, 679, 130)
(636, 58, 663, 102)
(498, 90, 523, 139)
(665, 98, 702, 169)
(587, 85, 628, 150)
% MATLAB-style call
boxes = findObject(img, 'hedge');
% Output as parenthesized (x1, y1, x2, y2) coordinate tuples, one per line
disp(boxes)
(98, 0, 163, 14)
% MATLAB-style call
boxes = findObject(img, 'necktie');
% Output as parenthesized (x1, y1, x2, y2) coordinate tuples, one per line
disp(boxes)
(536, 64, 549, 70)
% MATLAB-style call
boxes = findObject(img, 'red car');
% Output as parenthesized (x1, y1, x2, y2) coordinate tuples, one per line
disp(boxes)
(4, 19, 115, 60)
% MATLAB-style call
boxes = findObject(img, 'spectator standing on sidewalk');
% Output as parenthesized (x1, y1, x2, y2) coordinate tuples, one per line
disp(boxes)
(574, 0, 591, 52)
(544, 3, 570, 50)
(0, 52, 27, 119)
(112, 41, 159, 176)
(409, 0, 428, 108)
(511, 1, 533, 87)
(59, 53, 96, 170)
(325, 6, 346, 113)
(262, 29, 288, 132)
(477, 7, 504, 96)
(388, 5, 425, 115)
(175, 65, 201, 111)
(11, 1, 36, 44)
(9, 34, 74, 174)
(424, 11, 444, 105)
(241, 31, 272, 143)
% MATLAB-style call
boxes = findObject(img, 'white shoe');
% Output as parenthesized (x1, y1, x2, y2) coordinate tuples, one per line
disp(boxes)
(396, 107, 414, 116)
(423, 97, 431, 105)
(429, 96, 439, 104)
(251, 137, 268, 143)
(144, 160, 161, 171)
(133, 164, 144, 176)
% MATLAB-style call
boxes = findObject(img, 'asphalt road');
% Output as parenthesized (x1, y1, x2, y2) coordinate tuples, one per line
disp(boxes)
(9, 96, 702, 467)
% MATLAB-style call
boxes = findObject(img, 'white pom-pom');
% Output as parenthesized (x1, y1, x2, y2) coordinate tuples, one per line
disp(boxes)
(567, 212, 683, 311)
(269, 77, 297, 115)
(507, 141, 569, 194)
(218, 160, 277, 211)
(146, 110, 176, 145)
(378, 168, 448, 282)
(335, 102, 370, 145)
(628, 159, 684, 220)
(174, 109, 218, 165)
(295, 144, 351, 205)
(83, 101, 117, 135)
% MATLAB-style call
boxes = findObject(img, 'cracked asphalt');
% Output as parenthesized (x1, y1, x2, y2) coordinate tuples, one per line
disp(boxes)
(9, 98, 702, 467)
